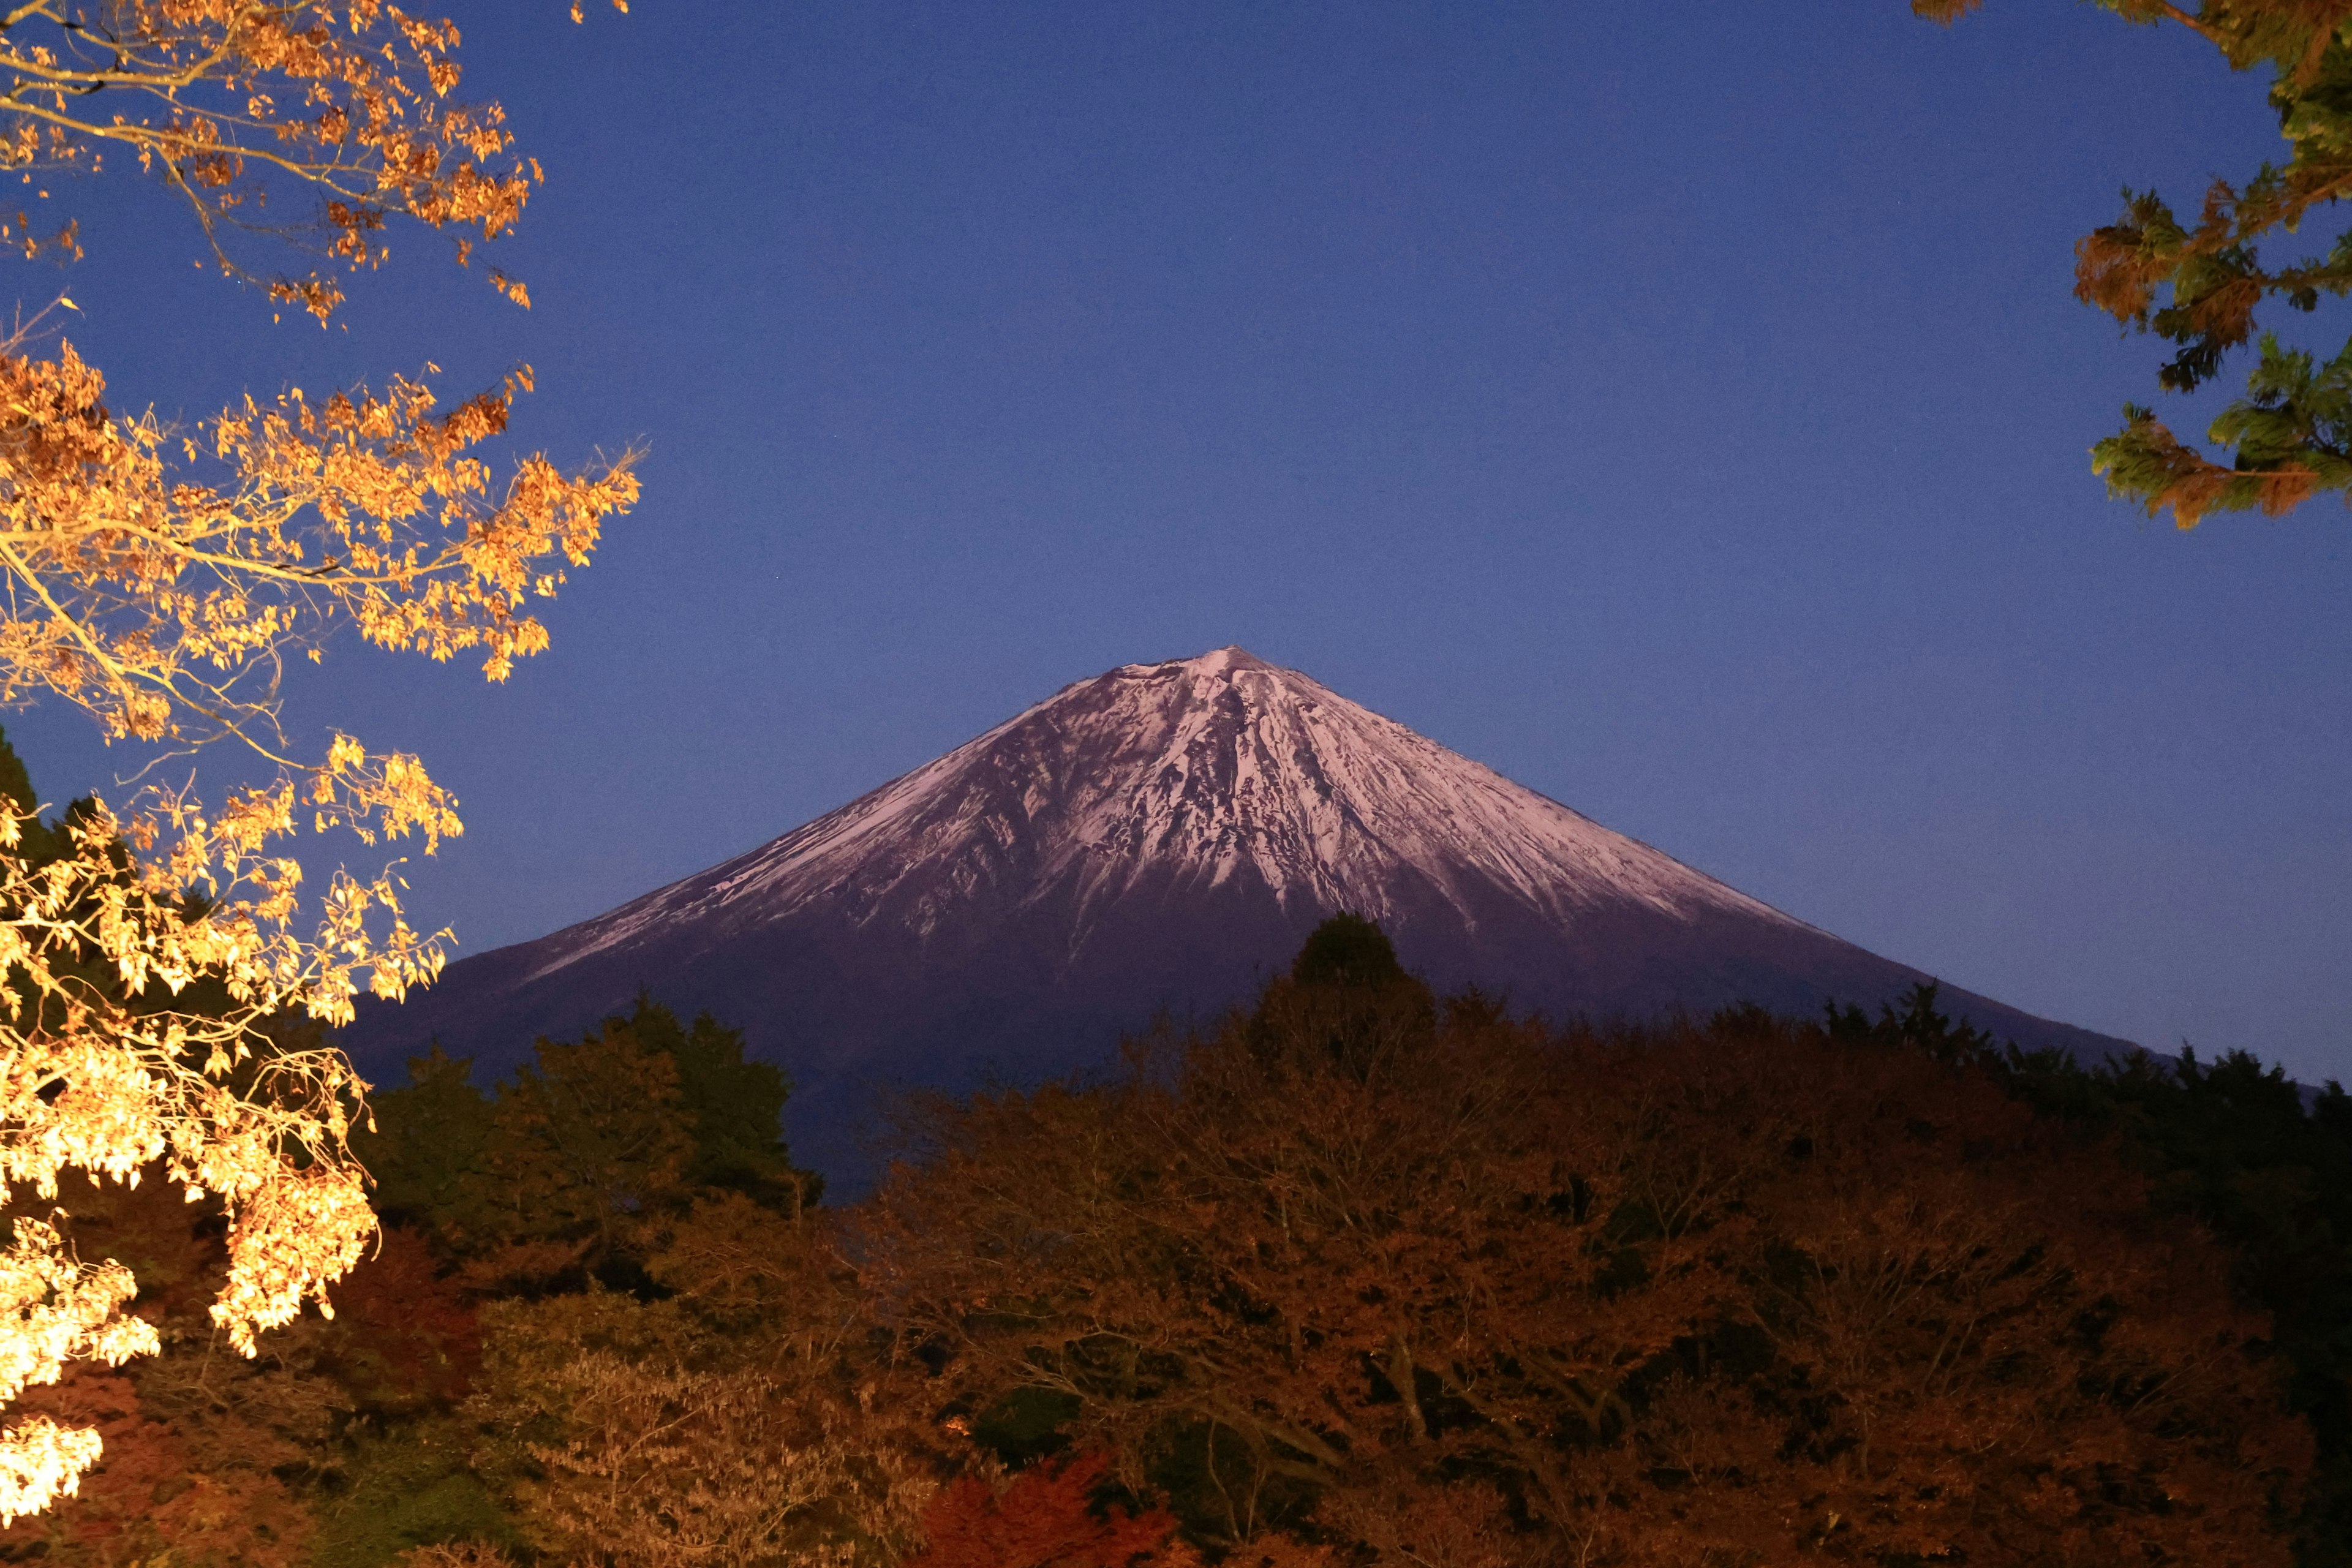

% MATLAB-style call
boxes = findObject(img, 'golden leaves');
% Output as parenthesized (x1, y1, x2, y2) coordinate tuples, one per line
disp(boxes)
(211, 1165, 377, 1352)
(0, 239, 630, 1534)
(0, 786, 416, 1402)
(0, 339, 636, 818)
(0, 214, 77, 267)
(0, 1221, 161, 1522)
(0, 1419, 102, 1526)
(0, 0, 640, 1531)
(0, 2, 605, 312)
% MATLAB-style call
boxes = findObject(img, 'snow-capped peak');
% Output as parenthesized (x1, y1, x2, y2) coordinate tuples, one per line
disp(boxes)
(524, 648, 1803, 981)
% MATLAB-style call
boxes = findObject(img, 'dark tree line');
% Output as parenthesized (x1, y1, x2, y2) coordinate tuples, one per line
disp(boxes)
(1832, 982, 2352, 1567)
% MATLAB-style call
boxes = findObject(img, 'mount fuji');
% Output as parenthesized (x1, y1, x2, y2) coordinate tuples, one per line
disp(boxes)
(346, 647, 2134, 1178)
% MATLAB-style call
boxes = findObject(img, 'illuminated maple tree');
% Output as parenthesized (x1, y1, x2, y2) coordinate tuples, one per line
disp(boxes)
(0, 0, 635, 1523)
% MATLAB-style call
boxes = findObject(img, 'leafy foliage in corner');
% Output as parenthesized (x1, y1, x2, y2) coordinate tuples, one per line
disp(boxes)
(1923, 0, 2352, 524)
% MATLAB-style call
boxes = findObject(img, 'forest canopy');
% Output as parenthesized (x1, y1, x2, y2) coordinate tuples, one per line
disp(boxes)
(6, 898, 2338, 1568)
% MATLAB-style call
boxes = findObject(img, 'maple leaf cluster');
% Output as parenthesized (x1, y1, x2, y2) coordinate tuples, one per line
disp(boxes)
(908, 1452, 1200, 1568)
(1924, 0, 2352, 524)
(0, 0, 638, 1525)
(0, 0, 624, 316)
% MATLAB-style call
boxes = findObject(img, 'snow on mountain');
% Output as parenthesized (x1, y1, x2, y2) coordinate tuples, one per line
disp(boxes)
(346, 647, 2136, 1184)
(526, 646, 1800, 984)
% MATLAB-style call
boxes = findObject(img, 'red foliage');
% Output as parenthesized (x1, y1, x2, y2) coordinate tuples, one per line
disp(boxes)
(0, 1370, 311, 1567)
(911, 1452, 1199, 1568)
(318, 1224, 481, 1415)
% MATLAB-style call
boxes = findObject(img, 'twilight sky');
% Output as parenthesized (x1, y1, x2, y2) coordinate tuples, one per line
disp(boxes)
(9, 1, 2350, 1084)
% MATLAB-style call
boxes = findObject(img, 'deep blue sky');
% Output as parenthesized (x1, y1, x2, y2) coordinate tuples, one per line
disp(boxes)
(10, 1, 2350, 1084)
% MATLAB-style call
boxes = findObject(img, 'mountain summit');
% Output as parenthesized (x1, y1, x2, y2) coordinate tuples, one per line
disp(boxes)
(350, 647, 2132, 1176)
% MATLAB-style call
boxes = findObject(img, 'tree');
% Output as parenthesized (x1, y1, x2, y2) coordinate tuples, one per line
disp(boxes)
(0, 1370, 315, 1568)
(0, 1158, 477, 1567)
(355, 1003, 882, 1567)
(1961, 1038, 2352, 1567)
(0, 0, 636, 1522)
(1920, 0, 2352, 524)
(464, 1207, 932, 1568)
(475, 1018, 698, 1283)
(907, 1452, 1201, 1568)
(861, 920, 2310, 1564)
(1825, 981, 2352, 1566)
(358, 1046, 500, 1250)
(513, 1352, 899, 1568)
(358, 998, 816, 1291)
(0, 992, 823, 1567)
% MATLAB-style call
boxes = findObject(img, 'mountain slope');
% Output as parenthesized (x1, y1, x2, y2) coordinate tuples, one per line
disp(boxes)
(348, 647, 2135, 1179)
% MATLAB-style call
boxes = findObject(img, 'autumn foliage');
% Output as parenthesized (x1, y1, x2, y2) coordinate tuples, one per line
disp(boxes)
(0, 0, 623, 315)
(1921, 1, 2352, 524)
(862, 937, 2311, 1565)
(0, 0, 643, 1523)
(908, 1453, 1196, 1568)
(0, 895, 2324, 1567)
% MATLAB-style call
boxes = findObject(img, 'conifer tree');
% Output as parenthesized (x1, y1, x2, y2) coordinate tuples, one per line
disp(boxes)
(1976, 1038, 2352, 1567)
